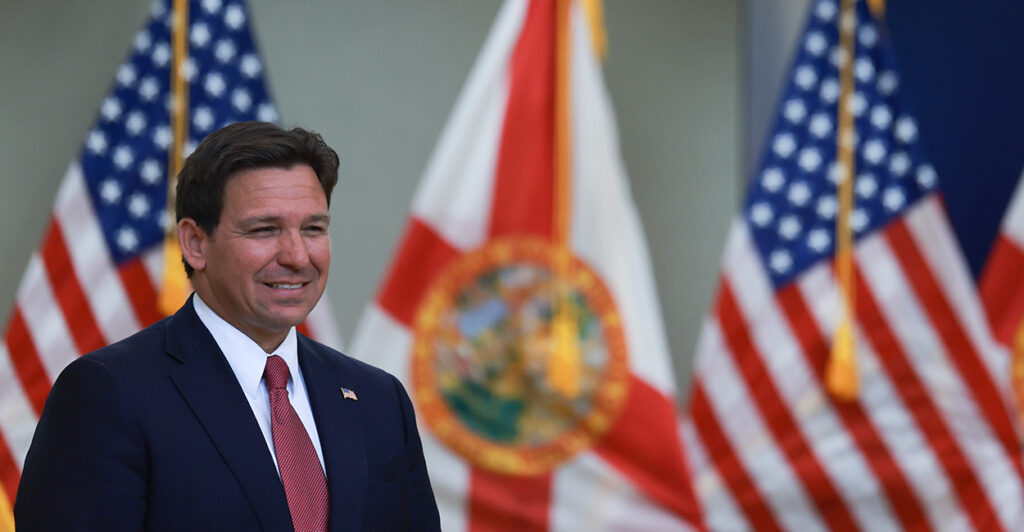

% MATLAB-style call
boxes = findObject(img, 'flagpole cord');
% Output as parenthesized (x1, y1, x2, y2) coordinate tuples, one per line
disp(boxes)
(826, 0, 859, 401)
(547, 0, 583, 398)
(158, 0, 191, 317)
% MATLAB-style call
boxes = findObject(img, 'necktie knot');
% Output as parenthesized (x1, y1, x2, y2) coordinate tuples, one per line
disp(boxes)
(263, 354, 290, 391)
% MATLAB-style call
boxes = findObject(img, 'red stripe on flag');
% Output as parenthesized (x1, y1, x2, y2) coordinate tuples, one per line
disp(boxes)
(979, 235, 1024, 345)
(5, 308, 49, 415)
(886, 220, 1024, 478)
(488, 0, 555, 240)
(690, 381, 783, 532)
(716, 281, 859, 532)
(377, 218, 462, 328)
(0, 432, 19, 506)
(296, 322, 311, 337)
(593, 376, 702, 523)
(40, 222, 104, 352)
(776, 284, 932, 531)
(853, 265, 1006, 532)
(117, 257, 163, 326)
(468, 469, 551, 531)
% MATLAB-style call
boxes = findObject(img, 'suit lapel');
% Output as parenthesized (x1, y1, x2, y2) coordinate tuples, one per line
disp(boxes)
(165, 298, 293, 532)
(299, 337, 368, 532)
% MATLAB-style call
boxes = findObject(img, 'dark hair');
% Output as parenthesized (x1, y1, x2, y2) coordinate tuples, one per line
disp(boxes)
(175, 121, 339, 276)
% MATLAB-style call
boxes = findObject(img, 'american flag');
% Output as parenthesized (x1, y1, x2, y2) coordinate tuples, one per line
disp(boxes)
(0, 0, 339, 515)
(681, 0, 1024, 530)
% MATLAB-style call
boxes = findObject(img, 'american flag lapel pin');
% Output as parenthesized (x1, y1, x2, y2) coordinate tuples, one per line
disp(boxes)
(340, 387, 358, 401)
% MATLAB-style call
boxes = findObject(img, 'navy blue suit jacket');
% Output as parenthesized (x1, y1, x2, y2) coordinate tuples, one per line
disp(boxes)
(14, 298, 440, 531)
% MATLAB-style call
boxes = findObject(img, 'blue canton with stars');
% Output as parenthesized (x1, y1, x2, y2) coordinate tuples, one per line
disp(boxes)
(79, 0, 277, 265)
(746, 0, 938, 289)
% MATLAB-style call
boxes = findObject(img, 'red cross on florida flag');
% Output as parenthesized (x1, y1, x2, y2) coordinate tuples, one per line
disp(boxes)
(348, 0, 703, 529)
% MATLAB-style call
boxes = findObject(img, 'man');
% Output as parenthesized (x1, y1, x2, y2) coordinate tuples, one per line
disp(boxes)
(15, 122, 441, 531)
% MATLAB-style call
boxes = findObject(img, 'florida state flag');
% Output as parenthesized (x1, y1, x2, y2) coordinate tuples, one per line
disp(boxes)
(349, 0, 702, 529)
(981, 168, 1024, 419)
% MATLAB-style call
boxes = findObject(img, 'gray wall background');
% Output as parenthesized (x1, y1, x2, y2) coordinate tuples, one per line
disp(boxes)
(0, 0, 744, 402)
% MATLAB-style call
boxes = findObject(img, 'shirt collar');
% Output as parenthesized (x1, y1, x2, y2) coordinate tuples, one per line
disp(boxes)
(192, 294, 300, 398)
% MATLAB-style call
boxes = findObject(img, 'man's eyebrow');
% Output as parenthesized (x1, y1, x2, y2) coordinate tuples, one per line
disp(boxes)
(238, 215, 283, 226)
(237, 213, 331, 226)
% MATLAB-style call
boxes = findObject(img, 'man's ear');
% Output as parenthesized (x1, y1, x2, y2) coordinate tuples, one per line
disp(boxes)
(177, 218, 208, 272)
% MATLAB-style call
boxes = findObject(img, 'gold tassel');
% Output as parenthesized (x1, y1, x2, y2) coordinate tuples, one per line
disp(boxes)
(157, 235, 189, 316)
(0, 477, 14, 532)
(548, 300, 581, 398)
(1010, 321, 1024, 422)
(826, 319, 858, 401)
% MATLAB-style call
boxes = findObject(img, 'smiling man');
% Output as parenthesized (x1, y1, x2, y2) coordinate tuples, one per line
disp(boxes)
(15, 122, 441, 531)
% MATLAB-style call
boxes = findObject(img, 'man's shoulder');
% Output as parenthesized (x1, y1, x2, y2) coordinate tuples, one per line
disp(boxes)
(67, 315, 175, 380)
(297, 335, 404, 393)
(297, 334, 392, 377)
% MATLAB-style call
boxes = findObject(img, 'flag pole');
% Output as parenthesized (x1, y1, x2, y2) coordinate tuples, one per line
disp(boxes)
(826, 0, 859, 401)
(158, 0, 191, 317)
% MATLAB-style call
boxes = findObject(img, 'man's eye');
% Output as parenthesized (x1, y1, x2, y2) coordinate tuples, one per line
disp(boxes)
(250, 226, 275, 234)
(304, 225, 327, 234)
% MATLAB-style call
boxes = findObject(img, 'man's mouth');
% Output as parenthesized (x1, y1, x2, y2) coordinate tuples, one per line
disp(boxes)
(265, 282, 307, 290)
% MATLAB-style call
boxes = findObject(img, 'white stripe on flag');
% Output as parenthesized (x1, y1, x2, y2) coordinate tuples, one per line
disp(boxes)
(796, 263, 962, 531)
(420, 430, 469, 532)
(724, 226, 900, 532)
(905, 197, 1011, 389)
(857, 228, 1023, 530)
(568, 3, 675, 396)
(16, 254, 78, 381)
(54, 164, 140, 343)
(348, 303, 412, 387)
(142, 243, 164, 291)
(410, 0, 525, 252)
(681, 418, 749, 532)
(305, 295, 342, 350)
(694, 315, 828, 532)
(0, 341, 38, 468)
(552, 451, 696, 532)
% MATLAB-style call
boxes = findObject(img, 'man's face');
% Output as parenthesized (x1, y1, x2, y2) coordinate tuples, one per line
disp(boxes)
(186, 164, 330, 349)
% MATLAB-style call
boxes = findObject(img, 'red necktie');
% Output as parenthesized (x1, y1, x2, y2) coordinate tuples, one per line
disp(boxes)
(264, 355, 330, 531)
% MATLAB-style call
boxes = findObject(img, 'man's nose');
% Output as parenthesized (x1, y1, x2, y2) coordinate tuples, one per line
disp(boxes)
(277, 230, 311, 269)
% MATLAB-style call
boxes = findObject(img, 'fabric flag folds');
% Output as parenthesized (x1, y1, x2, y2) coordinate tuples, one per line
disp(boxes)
(681, 0, 1024, 530)
(349, 0, 702, 529)
(980, 168, 1024, 419)
(0, 0, 339, 524)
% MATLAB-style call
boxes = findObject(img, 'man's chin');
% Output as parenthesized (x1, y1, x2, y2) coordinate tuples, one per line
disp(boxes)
(261, 305, 316, 329)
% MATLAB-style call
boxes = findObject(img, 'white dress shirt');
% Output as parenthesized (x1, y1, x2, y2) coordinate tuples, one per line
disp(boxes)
(192, 294, 326, 475)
